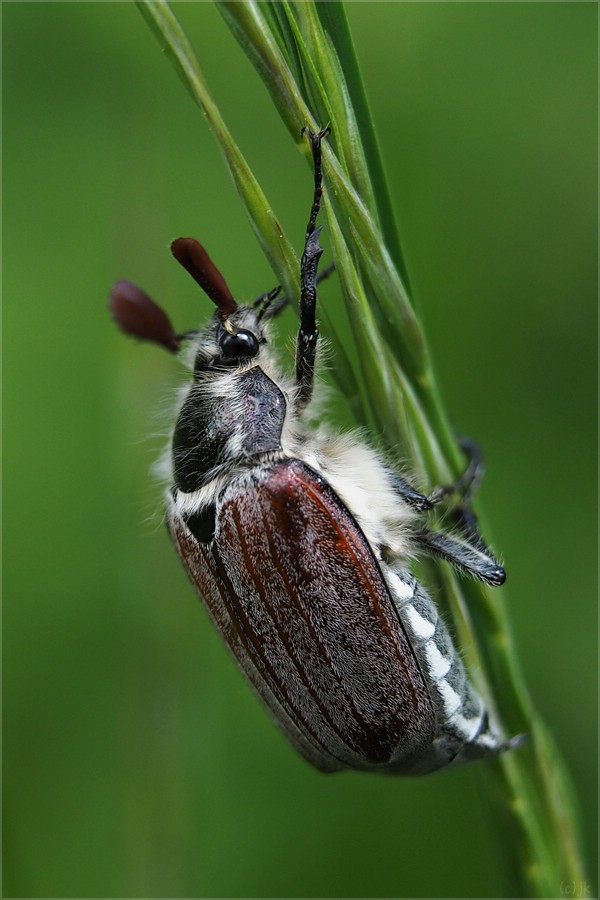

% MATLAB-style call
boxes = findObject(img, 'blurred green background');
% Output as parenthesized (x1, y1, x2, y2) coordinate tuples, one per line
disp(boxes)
(4, 3, 597, 897)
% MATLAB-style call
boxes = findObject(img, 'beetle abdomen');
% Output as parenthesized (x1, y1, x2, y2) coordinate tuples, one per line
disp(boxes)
(382, 569, 506, 773)
(169, 459, 437, 772)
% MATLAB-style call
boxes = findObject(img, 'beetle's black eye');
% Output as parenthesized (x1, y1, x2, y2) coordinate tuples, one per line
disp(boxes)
(218, 327, 259, 359)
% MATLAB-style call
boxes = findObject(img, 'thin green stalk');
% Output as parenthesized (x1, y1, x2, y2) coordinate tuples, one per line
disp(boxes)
(136, 2, 589, 896)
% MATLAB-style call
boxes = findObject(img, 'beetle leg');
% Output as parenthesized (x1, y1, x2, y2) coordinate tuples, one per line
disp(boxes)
(390, 474, 433, 512)
(392, 470, 502, 576)
(296, 126, 330, 409)
(393, 438, 484, 513)
(445, 501, 492, 553)
(415, 527, 505, 586)
(429, 438, 504, 558)
(392, 441, 501, 571)
(427, 438, 484, 505)
(254, 263, 336, 323)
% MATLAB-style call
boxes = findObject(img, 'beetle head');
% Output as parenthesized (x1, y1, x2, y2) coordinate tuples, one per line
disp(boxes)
(191, 303, 268, 375)
(169, 237, 267, 373)
(109, 238, 269, 368)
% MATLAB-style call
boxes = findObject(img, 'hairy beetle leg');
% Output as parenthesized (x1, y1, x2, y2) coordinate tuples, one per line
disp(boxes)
(415, 527, 506, 586)
(446, 502, 491, 553)
(390, 474, 433, 512)
(391, 440, 505, 584)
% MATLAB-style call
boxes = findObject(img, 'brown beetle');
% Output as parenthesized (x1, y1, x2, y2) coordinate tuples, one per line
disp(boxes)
(110, 129, 520, 774)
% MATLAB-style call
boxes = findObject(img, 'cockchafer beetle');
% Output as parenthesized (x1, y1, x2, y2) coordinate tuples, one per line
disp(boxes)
(109, 128, 521, 774)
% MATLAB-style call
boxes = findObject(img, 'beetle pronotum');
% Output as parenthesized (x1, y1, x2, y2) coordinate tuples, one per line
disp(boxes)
(110, 128, 521, 774)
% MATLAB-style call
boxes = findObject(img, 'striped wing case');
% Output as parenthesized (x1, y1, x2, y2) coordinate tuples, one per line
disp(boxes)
(168, 459, 436, 773)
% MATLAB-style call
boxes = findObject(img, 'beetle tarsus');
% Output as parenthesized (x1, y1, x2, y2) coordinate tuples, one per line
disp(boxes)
(428, 437, 485, 506)
(296, 128, 329, 409)
(254, 263, 336, 322)
(303, 126, 331, 237)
